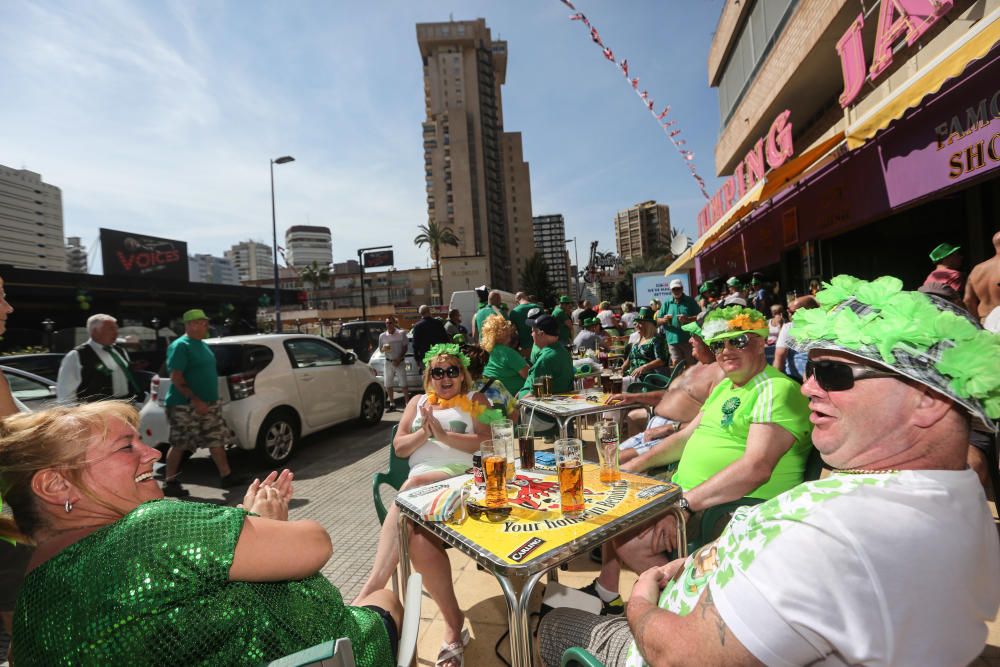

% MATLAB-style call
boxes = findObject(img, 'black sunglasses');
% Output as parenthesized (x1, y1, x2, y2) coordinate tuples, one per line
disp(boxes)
(804, 360, 898, 392)
(465, 501, 512, 522)
(709, 333, 752, 354)
(430, 365, 462, 380)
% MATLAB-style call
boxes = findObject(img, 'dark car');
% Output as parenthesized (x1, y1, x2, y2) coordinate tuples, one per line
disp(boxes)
(332, 321, 387, 363)
(0, 353, 65, 383)
(0, 365, 60, 410)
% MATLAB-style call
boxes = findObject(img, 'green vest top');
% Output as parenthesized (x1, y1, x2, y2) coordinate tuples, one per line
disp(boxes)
(14, 500, 391, 667)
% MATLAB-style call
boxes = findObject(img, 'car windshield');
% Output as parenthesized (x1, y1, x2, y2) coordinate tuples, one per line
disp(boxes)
(209, 343, 274, 376)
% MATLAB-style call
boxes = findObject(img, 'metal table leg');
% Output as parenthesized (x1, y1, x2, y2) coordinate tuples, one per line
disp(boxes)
(497, 570, 547, 667)
(665, 505, 688, 558)
(397, 514, 415, 667)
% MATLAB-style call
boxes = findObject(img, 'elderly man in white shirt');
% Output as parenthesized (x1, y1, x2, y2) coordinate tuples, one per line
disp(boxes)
(56, 314, 142, 404)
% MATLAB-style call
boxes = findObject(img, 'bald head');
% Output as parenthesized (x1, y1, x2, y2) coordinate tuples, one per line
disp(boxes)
(419, 305, 430, 316)
(488, 290, 502, 306)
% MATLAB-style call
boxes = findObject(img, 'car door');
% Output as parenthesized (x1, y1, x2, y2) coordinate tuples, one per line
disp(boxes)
(283, 338, 354, 427)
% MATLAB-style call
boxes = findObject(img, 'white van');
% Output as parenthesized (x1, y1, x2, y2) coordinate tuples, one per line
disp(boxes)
(449, 289, 517, 340)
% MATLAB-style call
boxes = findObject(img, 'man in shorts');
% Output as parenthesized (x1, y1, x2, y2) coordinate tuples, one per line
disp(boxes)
(162, 309, 245, 497)
(379, 316, 411, 411)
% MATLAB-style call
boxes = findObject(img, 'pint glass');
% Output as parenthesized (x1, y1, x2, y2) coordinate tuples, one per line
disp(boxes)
(481, 440, 508, 508)
(491, 419, 515, 482)
(594, 419, 621, 484)
(555, 438, 585, 517)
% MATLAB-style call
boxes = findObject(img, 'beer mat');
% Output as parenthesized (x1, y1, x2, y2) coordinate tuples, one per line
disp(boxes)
(533, 451, 556, 467)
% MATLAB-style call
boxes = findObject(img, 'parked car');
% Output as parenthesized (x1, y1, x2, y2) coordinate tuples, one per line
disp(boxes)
(0, 365, 60, 410)
(332, 320, 386, 363)
(0, 353, 65, 383)
(138, 334, 385, 464)
(367, 334, 423, 396)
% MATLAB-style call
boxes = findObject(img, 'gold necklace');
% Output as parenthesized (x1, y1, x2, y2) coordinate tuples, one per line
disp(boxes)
(833, 469, 899, 475)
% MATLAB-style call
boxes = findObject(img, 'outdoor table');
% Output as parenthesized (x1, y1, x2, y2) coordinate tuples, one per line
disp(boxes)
(518, 391, 647, 440)
(395, 464, 686, 667)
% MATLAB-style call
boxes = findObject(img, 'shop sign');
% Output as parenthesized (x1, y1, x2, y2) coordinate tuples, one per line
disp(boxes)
(837, 0, 956, 108)
(100, 228, 189, 281)
(697, 110, 794, 236)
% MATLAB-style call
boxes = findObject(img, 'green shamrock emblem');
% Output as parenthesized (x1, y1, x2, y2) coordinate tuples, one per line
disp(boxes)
(720, 396, 741, 427)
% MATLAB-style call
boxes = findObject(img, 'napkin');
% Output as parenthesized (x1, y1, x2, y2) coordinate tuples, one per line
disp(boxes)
(420, 486, 466, 522)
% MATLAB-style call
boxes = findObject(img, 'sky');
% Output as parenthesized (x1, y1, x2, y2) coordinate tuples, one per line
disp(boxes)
(1, 0, 727, 274)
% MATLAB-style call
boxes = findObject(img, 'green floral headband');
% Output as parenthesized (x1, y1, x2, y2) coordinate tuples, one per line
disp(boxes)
(423, 343, 471, 368)
(701, 305, 768, 343)
(790, 274, 1000, 425)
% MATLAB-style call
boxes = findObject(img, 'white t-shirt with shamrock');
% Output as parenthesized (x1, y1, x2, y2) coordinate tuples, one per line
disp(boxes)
(625, 469, 1000, 666)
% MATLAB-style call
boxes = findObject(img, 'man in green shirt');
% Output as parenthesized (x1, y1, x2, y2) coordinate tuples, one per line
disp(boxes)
(655, 279, 701, 368)
(508, 292, 540, 358)
(518, 314, 574, 398)
(472, 290, 508, 343)
(162, 309, 245, 497)
(580, 305, 812, 613)
(551, 295, 574, 346)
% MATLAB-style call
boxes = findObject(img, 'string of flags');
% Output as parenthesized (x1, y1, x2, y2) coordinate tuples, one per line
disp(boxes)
(559, 0, 710, 200)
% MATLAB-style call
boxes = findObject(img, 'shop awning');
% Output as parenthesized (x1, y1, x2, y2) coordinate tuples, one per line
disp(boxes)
(846, 8, 1000, 149)
(664, 130, 845, 276)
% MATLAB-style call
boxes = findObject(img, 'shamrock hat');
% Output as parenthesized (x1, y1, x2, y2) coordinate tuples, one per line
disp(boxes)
(726, 276, 743, 288)
(929, 243, 960, 263)
(701, 305, 768, 343)
(582, 317, 599, 327)
(789, 274, 999, 430)
(633, 307, 657, 324)
(558, 295, 573, 304)
(182, 308, 209, 322)
(681, 321, 703, 339)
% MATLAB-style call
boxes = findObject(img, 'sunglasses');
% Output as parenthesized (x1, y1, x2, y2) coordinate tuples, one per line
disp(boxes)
(465, 501, 512, 522)
(709, 333, 752, 354)
(430, 365, 462, 380)
(804, 360, 898, 392)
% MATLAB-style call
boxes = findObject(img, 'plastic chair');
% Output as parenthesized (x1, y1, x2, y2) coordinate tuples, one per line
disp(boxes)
(265, 573, 423, 667)
(640, 373, 671, 391)
(372, 426, 409, 524)
(561, 646, 604, 667)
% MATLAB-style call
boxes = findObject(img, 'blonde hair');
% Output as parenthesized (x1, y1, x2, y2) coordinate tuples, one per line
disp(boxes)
(421, 354, 473, 394)
(0, 401, 139, 542)
(479, 314, 513, 353)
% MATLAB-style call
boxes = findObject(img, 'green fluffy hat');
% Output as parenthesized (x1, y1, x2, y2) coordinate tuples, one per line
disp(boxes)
(789, 274, 999, 430)
(701, 306, 768, 343)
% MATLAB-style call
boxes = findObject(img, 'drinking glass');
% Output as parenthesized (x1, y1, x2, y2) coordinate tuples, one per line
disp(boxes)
(480, 440, 508, 508)
(515, 424, 535, 470)
(555, 438, 585, 517)
(491, 419, 516, 482)
(594, 419, 621, 484)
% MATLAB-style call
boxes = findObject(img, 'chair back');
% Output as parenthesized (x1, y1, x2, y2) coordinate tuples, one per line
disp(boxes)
(372, 426, 409, 524)
(640, 373, 671, 392)
(395, 573, 423, 667)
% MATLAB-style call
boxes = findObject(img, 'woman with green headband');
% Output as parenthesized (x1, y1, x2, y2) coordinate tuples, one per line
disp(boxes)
(357, 343, 491, 667)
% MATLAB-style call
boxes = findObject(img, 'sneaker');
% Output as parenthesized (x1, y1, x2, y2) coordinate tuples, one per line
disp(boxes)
(220, 472, 251, 489)
(386, 403, 397, 413)
(579, 579, 624, 616)
(162, 480, 190, 498)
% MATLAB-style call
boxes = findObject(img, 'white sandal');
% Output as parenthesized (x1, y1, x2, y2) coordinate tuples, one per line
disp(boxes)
(435, 628, 470, 667)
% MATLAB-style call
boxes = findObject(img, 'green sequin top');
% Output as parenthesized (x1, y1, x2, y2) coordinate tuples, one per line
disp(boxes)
(13, 500, 392, 667)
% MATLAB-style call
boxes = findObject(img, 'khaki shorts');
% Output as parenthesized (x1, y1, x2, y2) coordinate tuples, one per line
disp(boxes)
(166, 402, 236, 452)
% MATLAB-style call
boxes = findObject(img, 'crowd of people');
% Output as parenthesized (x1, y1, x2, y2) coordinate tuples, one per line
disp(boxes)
(1, 235, 999, 666)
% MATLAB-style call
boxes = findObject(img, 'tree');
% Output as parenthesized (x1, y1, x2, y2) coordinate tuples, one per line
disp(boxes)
(299, 261, 330, 309)
(520, 253, 556, 308)
(414, 222, 459, 305)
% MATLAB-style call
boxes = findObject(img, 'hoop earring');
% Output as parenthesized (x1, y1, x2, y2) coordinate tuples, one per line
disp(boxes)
(64, 499, 73, 513)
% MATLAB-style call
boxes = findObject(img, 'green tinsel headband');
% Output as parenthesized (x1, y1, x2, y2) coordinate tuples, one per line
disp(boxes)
(423, 343, 470, 368)
(789, 274, 999, 428)
(701, 305, 768, 343)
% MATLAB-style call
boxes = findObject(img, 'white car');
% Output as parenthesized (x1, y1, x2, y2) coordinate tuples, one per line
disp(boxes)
(138, 334, 385, 464)
(367, 335, 423, 395)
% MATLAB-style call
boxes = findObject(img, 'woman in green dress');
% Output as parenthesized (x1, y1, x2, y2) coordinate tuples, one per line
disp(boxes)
(623, 307, 668, 381)
(479, 314, 529, 396)
(0, 402, 401, 667)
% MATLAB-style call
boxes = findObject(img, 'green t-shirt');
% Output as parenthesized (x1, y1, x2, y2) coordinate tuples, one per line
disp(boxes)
(474, 305, 508, 340)
(673, 365, 813, 500)
(483, 343, 528, 395)
(14, 500, 391, 667)
(519, 343, 574, 397)
(165, 335, 219, 405)
(656, 295, 701, 344)
(551, 306, 572, 344)
(509, 302, 539, 350)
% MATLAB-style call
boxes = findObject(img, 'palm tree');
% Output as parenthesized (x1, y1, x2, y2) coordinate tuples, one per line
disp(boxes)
(520, 253, 556, 308)
(299, 261, 330, 309)
(414, 221, 459, 304)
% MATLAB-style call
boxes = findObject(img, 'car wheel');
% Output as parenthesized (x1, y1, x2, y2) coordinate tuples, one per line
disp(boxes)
(359, 384, 385, 426)
(256, 409, 300, 465)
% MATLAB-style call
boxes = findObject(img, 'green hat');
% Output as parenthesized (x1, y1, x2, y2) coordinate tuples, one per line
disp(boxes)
(558, 295, 573, 304)
(583, 317, 599, 327)
(633, 307, 656, 324)
(182, 308, 209, 323)
(929, 243, 960, 263)
(701, 305, 768, 343)
(681, 321, 703, 339)
(726, 276, 743, 287)
(789, 274, 999, 429)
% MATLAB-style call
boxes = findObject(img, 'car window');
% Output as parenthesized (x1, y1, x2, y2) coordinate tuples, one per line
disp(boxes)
(285, 339, 343, 368)
(7, 372, 52, 401)
(210, 344, 274, 375)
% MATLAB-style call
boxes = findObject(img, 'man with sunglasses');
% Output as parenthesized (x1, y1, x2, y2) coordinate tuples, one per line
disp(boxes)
(539, 276, 1000, 667)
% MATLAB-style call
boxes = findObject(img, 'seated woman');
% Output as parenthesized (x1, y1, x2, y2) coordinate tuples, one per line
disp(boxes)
(464, 344, 518, 420)
(479, 315, 528, 397)
(0, 402, 400, 666)
(356, 344, 492, 665)
(622, 307, 668, 381)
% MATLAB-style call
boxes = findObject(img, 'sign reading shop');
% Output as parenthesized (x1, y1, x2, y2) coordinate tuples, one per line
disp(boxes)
(100, 228, 189, 281)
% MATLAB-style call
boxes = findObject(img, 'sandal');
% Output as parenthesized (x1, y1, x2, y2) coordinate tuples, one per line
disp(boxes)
(435, 628, 470, 667)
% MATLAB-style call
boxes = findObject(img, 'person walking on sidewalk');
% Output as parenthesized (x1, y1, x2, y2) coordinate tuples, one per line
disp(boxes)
(56, 314, 144, 404)
(161, 309, 245, 496)
(378, 316, 410, 411)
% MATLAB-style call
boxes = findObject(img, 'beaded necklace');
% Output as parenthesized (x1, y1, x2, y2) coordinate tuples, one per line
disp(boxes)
(833, 469, 900, 475)
(425, 391, 488, 419)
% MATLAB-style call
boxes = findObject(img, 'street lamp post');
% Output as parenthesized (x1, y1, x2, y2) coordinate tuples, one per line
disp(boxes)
(565, 237, 580, 300)
(150, 317, 160, 351)
(270, 155, 295, 332)
(41, 318, 55, 352)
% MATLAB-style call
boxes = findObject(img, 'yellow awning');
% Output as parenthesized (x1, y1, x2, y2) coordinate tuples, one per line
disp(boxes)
(846, 9, 1000, 149)
(665, 130, 845, 276)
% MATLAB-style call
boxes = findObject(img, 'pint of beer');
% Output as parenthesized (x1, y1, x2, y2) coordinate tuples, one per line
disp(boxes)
(594, 419, 621, 484)
(491, 420, 516, 483)
(555, 438, 585, 516)
(481, 440, 508, 508)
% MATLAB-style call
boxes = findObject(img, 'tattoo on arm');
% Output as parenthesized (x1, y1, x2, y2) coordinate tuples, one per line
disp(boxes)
(632, 603, 661, 655)
(700, 587, 729, 645)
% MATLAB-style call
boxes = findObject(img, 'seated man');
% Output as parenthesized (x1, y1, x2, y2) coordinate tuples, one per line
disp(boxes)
(541, 275, 1000, 666)
(573, 317, 608, 353)
(581, 306, 812, 614)
(518, 313, 575, 436)
(608, 323, 724, 464)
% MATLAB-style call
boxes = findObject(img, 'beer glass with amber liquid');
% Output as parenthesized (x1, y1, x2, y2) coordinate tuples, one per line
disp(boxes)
(594, 418, 621, 484)
(491, 419, 516, 482)
(481, 440, 508, 508)
(555, 438, 585, 517)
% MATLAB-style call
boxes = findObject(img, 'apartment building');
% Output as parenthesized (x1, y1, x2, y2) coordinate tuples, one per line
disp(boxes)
(614, 200, 672, 262)
(0, 165, 65, 271)
(226, 240, 274, 283)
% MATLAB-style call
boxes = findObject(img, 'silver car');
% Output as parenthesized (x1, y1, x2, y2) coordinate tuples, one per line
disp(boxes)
(1, 365, 60, 410)
(367, 335, 423, 396)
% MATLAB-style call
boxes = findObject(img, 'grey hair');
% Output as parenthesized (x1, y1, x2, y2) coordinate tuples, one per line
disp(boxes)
(86, 313, 117, 335)
(418, 305, 430, 316)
